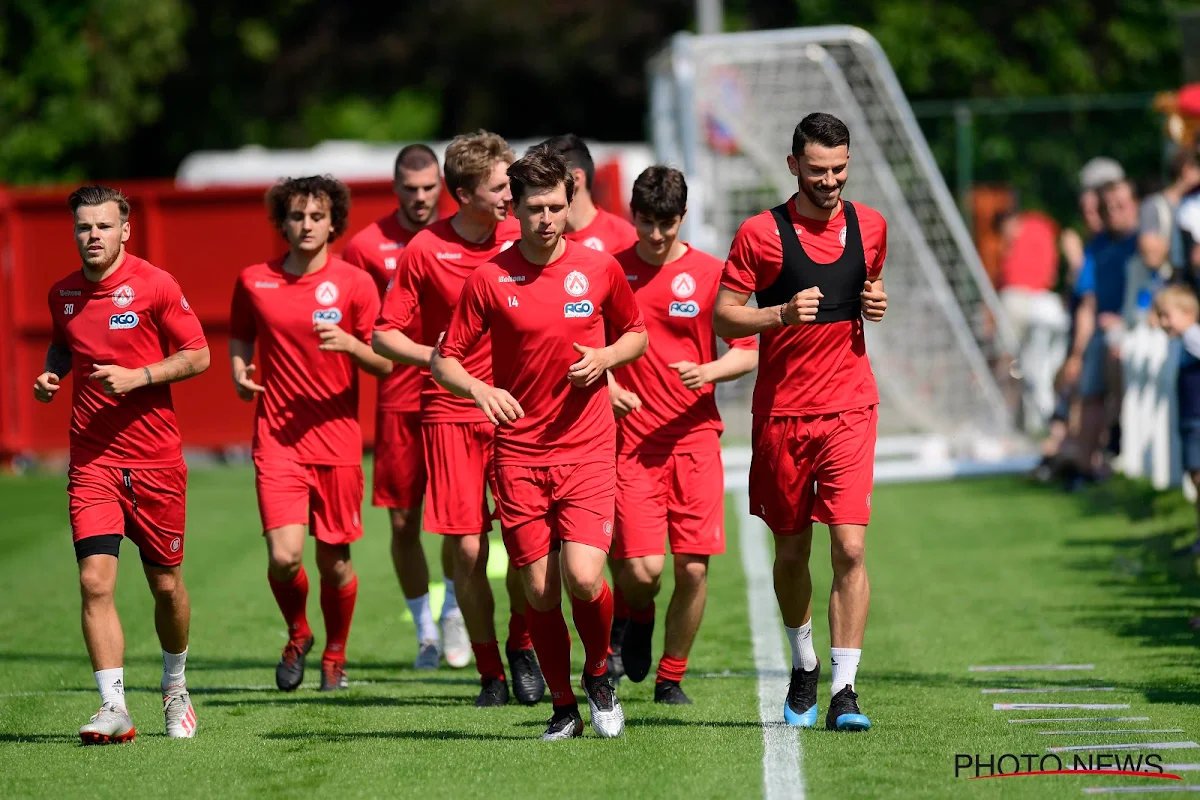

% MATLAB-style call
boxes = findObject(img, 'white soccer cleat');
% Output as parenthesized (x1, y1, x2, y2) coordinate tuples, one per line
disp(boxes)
(440, 613, 471, 669)
(79, 702, 136, 745)
(163, 687, 197, 739)
(582, 674, 625, 738)
(414, 641, 441, 671)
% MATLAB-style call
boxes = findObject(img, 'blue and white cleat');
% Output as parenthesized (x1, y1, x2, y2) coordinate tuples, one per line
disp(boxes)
(782, 660, 820, 727)
(826, 685, 871, 732)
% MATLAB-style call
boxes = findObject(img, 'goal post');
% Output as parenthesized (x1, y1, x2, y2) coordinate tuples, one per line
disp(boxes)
(648, 26, 1032, 468)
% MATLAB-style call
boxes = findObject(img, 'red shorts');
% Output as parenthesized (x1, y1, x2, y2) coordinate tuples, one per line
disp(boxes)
(68, 461, 189, 567)
(495, 460, 615, 569)
(750, 406, 877, 533)
(372, 409, 426, 509)
(613, 451, 725, 559)
(254, 456, 364, 545)
(423, 422, 496, 535)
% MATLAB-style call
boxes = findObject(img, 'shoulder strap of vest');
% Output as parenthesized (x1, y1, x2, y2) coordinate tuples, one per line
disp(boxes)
(769, 202, 802, 262)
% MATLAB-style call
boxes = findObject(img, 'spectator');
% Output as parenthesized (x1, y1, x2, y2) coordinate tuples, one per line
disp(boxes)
(1153, 283, 1200, 551)
(1133, 147, 1200, 317)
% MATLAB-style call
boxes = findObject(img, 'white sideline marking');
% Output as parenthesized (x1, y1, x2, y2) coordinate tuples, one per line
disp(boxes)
(1166, 766, 1200, 772)
(983, 687, 1115, 694)
(1082, 787, 1200, 795)
(970, 664, 1095, 672)
(0, 680, 379, 697)
(1040, 729, 1183, 736)
(995, 704, 1131, 710)
(1048, 741, 1200, 753)
(1010, 717, 1150, 724)
(737, 491, 804, 800)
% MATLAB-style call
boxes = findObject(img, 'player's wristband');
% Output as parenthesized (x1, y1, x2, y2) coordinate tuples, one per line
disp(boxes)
(143, 366, 153, 387)
(779, 304, 788, 327)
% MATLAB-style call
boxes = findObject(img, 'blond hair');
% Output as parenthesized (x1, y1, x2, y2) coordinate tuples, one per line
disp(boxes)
(1155, 282, 1200, 317)
(443, 130, 515, 199)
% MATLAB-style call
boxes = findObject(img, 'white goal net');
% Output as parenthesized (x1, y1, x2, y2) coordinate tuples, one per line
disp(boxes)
(648, 26, 1030, 468)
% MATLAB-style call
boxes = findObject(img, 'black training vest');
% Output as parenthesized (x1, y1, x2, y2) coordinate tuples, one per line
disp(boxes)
(755, 200, 867, 323)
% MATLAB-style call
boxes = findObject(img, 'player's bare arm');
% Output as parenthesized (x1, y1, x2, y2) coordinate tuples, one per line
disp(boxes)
(371, 328, 434, 368)
(229, 338, 266, 401)
(34, 343, 73, 403)
(606, 370, 642, 418)
(89, 347, 210, 398)
(713, 286, 822, 338)
(861, 278, 887, 322)
(315, 322, 393, 377)
(568, 330, 648, 388)
(430, 352, 524, 426)
(669, 346, 759, 392)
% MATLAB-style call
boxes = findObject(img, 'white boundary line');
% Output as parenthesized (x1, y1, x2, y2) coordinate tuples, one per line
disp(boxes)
(1048, 741, 1200, 753)
(982, 687, 1116, 694)
(737, 489, 805, 800)
(1009, 717, 1150, 724)
(969, 664, 1095, 672)
(995, 703, 1131, 710)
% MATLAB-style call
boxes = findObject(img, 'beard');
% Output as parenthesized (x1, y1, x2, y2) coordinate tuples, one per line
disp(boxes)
(800, 178, 844, 210)
(400, 202, 432, 227)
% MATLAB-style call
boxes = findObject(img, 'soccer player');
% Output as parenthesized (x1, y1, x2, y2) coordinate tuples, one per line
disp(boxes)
(541, 134, 638, 253)
(431, 146, 648, 740)
(713, 113, 889, 732)
(372, 131, 544, 707)
(36, 185, 210, 743)
(607, 166, 759, 704)
(342, 144, 468, 670)
(230, 176, 394, 692)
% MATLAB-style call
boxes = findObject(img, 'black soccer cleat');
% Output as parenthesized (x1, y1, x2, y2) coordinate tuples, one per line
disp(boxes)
(622, 617, 655, 683)
(474, 677, 510, 707)
(825, 685, 871, 732)
(276, 635, 314, 692)
(319, 660, 349, 692)
(507, 648, 546, 706)
(783, 660, 820, 727)
(654, 679, 693, 705)
(540, 705, 584, 741)
(608, 616, 630, 682)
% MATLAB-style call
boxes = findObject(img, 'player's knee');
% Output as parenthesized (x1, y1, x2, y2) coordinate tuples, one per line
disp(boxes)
(389, 509, 422, 542)
(452, 535, 487, 573)
(563, 563, 604, 600)
(674, 556, 709, 588)
(78, 565, 115, 604)
(267, 546, 303, 577)
(145, 567, 184, 600)
(830, 538, 866, 574)
(774, 543, 811, 573)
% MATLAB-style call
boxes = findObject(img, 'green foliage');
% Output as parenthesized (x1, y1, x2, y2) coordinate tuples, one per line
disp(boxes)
(298, 90, 440, 144)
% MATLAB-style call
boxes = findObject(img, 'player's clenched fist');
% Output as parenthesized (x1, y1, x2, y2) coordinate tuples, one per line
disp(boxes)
(568, 342, 613, 387)
(668, 360, 710, 391)
(861, 279, 887, 322)
(233, 363, 265, 401)
(89, 364, 145, 397)
(34, 372, 61, 403)
(609, 382, 642, 418)
(315, 322, 357, 353)
(783, 286, 823, 325)
(470, 383, 524, 426)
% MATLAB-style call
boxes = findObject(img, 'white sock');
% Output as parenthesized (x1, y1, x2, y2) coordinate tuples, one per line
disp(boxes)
(95, 668, 126, 709)
(162, 648, 187, 691)
(406, 593, 438, 643)
(830, 648, 861, 696)
(785, 621, 819, 671)
(441, 578, 460, 618)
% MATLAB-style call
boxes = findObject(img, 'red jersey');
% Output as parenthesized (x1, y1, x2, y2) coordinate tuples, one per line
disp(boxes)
(439, 240, 646, 466)
(48, 254, 207, 469)
(566, 207, 638, 253)
(230, 255, 380, 465)
(341, 213, 425, 412)
(721, 197, 887, 417)
(375, 217, 519, 423)
(612, 245, 757, 454)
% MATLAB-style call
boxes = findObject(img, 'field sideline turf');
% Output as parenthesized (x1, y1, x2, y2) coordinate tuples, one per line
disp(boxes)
(2, 463, 1200, 798)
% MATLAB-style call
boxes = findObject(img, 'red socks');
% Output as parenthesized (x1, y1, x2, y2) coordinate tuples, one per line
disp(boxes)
(570, 580, 614, 678)
(268, 568, 313, 642)
(527, 604, 575, 706)
(506, 612, 533, 652)
(472, 641, 506, 682)
(657, 654, 688, 684)
(631, 600, 656, 625)
(320, 576, 358, 665)
(613, 584, 632, 619)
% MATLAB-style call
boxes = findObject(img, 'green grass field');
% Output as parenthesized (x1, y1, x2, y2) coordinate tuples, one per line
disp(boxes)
(3, 463, 1200, 798)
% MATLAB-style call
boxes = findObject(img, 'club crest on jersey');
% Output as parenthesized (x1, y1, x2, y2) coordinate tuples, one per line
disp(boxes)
(840, 226, 848, 247)
(581, 237, 605, 251)
(315, 281, 339, 306)
(111, 285, 135, 308)
(109, 311, 140, 330)
(671, 272, 696, 299)
(181, 296, 191, 311)
(313, 308, 343, 324)
(669, 301, 700, 318)
(564, 300, 594, 318)
(564, 271, 589, 297)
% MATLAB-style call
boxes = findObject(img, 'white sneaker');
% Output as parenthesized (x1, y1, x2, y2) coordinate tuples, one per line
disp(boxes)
(414, 641, 441, 670)
(163, 686, 197, 739)
(440, 613, 471, 669)
(79, 702, 136, 745)
(582, 674, 625, 738)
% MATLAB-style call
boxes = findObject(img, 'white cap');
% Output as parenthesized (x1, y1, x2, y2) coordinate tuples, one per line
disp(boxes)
(1079, 157, 1125, 191)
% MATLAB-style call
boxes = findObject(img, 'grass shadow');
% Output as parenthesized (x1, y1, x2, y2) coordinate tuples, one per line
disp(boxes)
(262, 729, 529, 742)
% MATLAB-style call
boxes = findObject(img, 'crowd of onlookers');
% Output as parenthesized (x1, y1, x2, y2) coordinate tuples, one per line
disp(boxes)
(991, 145, 1200, 492)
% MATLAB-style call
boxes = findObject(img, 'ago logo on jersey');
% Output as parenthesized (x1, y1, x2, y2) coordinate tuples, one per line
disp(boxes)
(564, 300, 594, 318)
(313, 308, 343, 325)
(109, 311, 140, 330)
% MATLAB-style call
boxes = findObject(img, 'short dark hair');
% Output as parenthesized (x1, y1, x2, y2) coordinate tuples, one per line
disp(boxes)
(792, 113, 851, 156)
(540, 133, 594, 190)
(395, 143, 439, 176)
(508, 145, 575, 206)
(1169, 145, 1198, 183)
(264, 175, 351, 242)
(630, 165, 687, 220)
(68, 185, 130, 222)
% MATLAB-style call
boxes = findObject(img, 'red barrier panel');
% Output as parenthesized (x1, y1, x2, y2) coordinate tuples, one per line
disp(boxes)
(0, 162, 625, 462)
